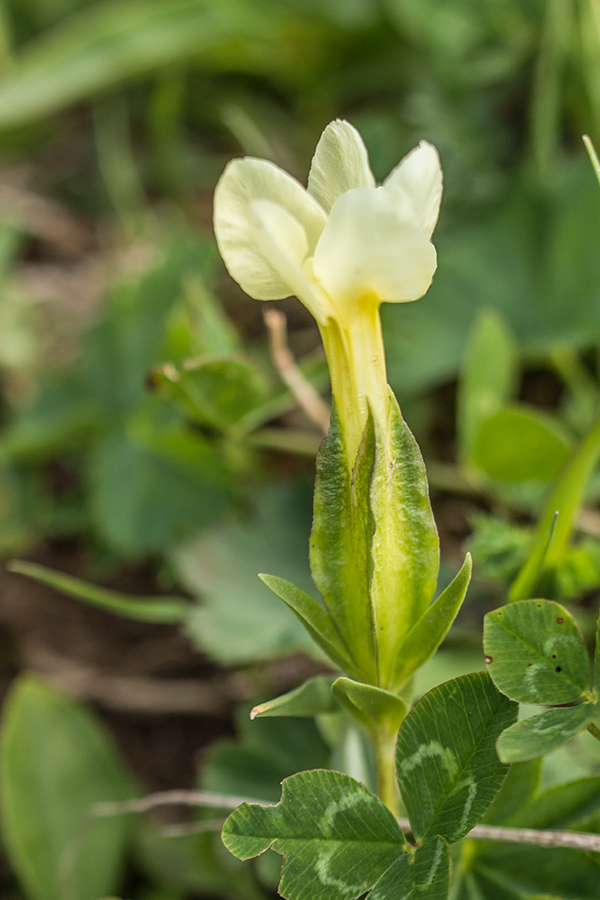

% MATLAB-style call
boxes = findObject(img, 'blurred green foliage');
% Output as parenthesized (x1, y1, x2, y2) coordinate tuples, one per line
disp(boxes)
(2, 1, 600, 899)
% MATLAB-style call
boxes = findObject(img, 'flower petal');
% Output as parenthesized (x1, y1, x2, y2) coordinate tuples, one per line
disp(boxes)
(214, 157, 327, 301)
(249, 199, 327, 321)
(384, 141, 442, 237)
(307, 119, 375, 213)
(313, 185, 438, 304)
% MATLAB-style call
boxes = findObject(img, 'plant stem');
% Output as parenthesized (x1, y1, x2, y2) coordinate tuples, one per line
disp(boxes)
(89, 788, 600, 854)
(373, 728, 399, 816)
(587, 721, 600, 742)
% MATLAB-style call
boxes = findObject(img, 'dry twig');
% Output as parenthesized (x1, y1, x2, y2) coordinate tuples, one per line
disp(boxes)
(88, 788, 600, 853)
(263, 307, 330, 435)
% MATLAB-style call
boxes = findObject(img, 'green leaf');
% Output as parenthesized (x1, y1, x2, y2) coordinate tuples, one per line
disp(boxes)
(472, 847, 600, 900)
(0, 675, 135, 900)
(369, 393, 440, 690)
(510, 412, 600, 602)
(222, 770, 406, 900)
(471, 405, 571, 482)
(331, 678, 406, 734)
(594, 607, 600, 696)
(508, 776, 600, 830)
(172, 485, 317, 665)
(482, 760, 541, 825)
(250, 676, 339, 719)
(396, 673, 517, 843)
(259, 574, 359, 676)
(392, 553, 472, 688)
(457, 308, 518, 467)
(484, 599, 591, 705)
(8, 559, 189, 624)
(0, 0, 316, 130)
(496, 702, 598, 763)
(203, 711, 330, 804)
(309, 404, 378, 682)
(367, 837, 450, 900)
(153, 356, 268, 432)
(90, 419, 231, 557)
(135, 826, 265, 900)
(471, 777, 600, 898)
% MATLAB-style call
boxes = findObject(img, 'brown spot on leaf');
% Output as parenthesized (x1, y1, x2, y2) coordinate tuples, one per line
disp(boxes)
(555, 666, 562, 672)
(484, 656, 493, 664)
(557, 617, 564, 624)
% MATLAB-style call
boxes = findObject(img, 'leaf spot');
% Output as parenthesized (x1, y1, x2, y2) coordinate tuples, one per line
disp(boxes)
(557, 617, 564, 624)
(484, 656, 493, 664)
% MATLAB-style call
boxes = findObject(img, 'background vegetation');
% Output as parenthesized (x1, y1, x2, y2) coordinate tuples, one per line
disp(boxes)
(2, 0, 600, 898)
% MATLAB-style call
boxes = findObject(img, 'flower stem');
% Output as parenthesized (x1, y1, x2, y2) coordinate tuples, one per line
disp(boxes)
(373, 727, 399, 816)
(319, 296, 389, 464)
(587, 722, 600, 742)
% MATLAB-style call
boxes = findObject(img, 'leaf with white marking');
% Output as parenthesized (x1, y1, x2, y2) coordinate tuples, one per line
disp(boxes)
(496, 702, 598, 763)
(396, 673, 517, 843)
(221, 769, 406, 900)
(367, 837, 450, 900)
(484, 600, 591, 705)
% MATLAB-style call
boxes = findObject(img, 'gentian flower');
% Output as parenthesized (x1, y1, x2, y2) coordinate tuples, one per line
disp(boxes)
(214, 119, 442, 460)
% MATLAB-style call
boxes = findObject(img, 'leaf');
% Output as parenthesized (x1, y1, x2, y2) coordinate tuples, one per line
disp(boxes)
(309, 404, 378, 682)
(7, 560, 189, 624)
(90, 418, 231, 557)
(250, 676, 339, 719)
(496, 702, 598, 763)
(367, 837, 450, 900)
(203, 711, 330, 804)
(222, 770, 406, 900)
(396, 673, 517, 843)
(0, 0, 316, 130)
(471, 405, 571, 482)
(84, 238, 214, 420)
(472, 846, 600, 900)
(484, 599, 591, 705)
(508, 776, 600, 830)
(471, 776, 600, 897)
(457, 308, 518, 467)
(0, 675, 135, 900)
(369, 392, 440, 690)
(392, 553, 472, 688)
(172, 484, 318, 665)
(135, 826, 265, 900)
(510, 411, 600, 602)
(331, 678, 406, 734)
(482, 760, 541, 825)
(153, 356, 268, 432)
(259, 575, 359, 676)
(594, 607, 600, 696)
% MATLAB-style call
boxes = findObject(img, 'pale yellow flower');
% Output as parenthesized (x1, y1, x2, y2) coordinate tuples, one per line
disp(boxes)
(214, 119, 442, 459)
